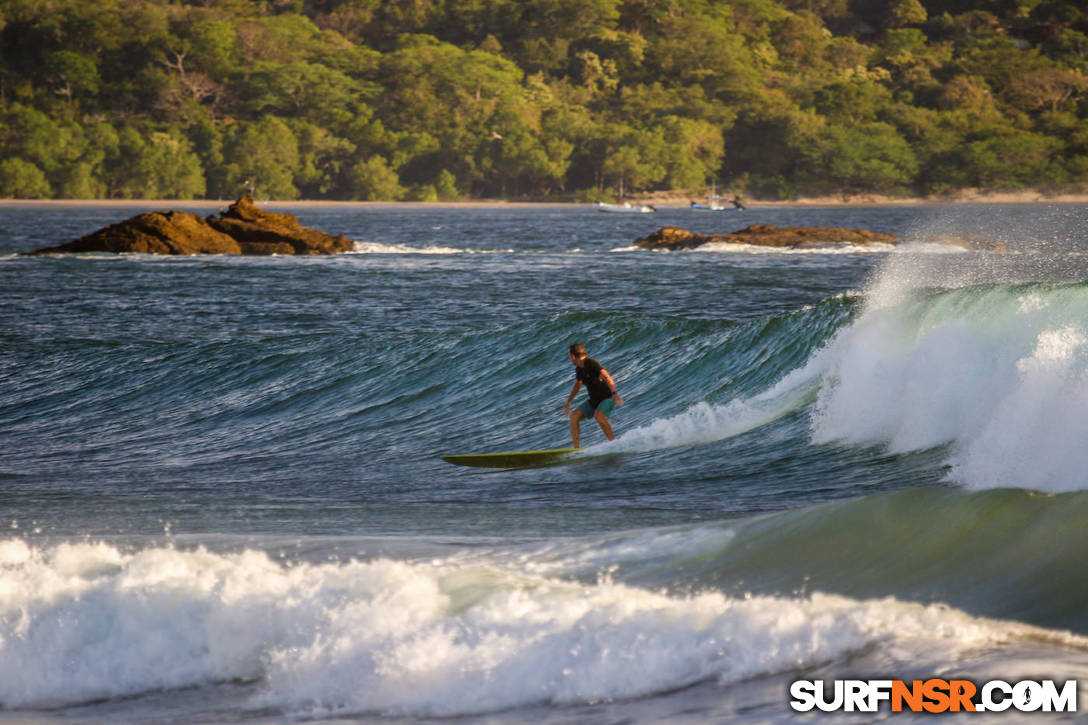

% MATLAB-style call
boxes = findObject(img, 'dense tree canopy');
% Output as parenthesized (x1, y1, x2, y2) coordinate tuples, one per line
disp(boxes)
(0, 0, 1086, 200)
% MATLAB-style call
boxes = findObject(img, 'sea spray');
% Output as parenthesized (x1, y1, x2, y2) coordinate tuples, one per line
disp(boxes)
(809, 275, 1088, 492)
(802, 210, 1088, 490)
(588, 297, 856, 455)
(3, 538, 1086, 718)
(598, 363, 820, 454)
(598, 239, 1088, 492)
(951, 324, 1088, 489)
(8, 203, 1088, 724)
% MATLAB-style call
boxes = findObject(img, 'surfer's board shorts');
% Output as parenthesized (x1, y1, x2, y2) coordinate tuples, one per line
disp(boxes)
(578, 397, 615, 419)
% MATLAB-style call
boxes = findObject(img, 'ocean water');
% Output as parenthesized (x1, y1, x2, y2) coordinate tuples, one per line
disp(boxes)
(3, 202, 1088, 723)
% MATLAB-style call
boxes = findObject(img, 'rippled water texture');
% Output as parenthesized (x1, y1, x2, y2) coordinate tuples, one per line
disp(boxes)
(3, 202, 1088, 723)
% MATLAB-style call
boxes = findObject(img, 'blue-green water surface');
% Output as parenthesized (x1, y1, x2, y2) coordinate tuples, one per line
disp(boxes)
(3, 202, 1088, 723)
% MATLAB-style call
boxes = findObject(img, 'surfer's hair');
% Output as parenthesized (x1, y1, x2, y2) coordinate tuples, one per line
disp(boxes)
(569, 343, 587, 358)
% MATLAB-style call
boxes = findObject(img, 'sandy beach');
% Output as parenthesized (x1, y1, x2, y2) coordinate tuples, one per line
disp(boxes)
(636, 188, 1088, 206)
(1, 189, 1087, 209)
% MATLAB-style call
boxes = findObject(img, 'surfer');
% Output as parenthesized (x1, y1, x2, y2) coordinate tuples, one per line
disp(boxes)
(563, 343, 623, 448)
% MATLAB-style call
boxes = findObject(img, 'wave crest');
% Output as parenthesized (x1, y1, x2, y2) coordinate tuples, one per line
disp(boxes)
(810, 281, 1088, 491)
(3, 538, 1081, 717)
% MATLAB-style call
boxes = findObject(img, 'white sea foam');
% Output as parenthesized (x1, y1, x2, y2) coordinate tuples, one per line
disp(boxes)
(612, 243, 898, 255)
(611, 241, 970, 257)
(597, 244, 1088, 492)
(594, 364, 819, 455)
(808, 251, 1088, 491)
(349, 241, 513, 254)
(1, 539, 1074, 717)
(695, 242, 898, 255)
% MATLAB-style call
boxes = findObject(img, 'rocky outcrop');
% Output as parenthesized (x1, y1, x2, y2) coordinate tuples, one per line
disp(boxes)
(728, 224, 899, 248)
(29, 210, 243, 255)
(205, 196, 353, 255)
(28, 196, 353, 256)
(634, 226, 708, 250)
(634, 225, 899, 250)
(634, 225, 1007, 252)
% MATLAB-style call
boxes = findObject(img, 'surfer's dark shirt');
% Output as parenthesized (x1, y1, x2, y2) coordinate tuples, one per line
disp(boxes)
(576, 357, 613, 406)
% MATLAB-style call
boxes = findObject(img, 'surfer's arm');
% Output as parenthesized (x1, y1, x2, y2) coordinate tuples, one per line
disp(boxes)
(600, 369, 623, 406)
(563, 380, 582, 415)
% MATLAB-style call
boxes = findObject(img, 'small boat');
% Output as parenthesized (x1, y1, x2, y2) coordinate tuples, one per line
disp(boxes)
(596, 201, 656, 213)
(692, 184, 745, 211)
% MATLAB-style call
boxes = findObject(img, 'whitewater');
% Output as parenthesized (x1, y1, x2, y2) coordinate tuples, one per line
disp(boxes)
(608, 276, 1088, 492)
(3, 202, 1088, 722)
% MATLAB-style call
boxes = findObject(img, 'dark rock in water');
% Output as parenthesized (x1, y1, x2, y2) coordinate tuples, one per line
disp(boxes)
(634, 227, 706, 250)
(206, 196, 353, 255)
(27, 196, 353, 256)
(634, 224, 899, 250)
(29, 210, 242, 255)
(634, 225, 1008, 252)
(727, 224, 900, 248)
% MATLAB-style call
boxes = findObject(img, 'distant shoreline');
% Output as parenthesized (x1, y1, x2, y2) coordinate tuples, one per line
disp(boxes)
(1, 190, 1087, 209)
(638, 189, 1088, 206)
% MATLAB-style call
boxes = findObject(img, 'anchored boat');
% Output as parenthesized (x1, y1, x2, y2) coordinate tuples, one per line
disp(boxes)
(595, 201, 656, 213)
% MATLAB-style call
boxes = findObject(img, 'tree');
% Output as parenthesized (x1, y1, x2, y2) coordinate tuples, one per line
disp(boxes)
(724, 100, 827, 199)
(58, 161, 106, 199)
(221, 117, 300, 199)
(344, 156, 404, 199)
(801, 122, 919, 195)
(1005, 68, 1088, 112)
(234, 13, 329, 65)
(0, 0, 1086, 200)
(184, 17, 237, 75)
(770, 11, 833, 74)
(108, 127, 206, 199)
(0, 158, 51, 198)
(886, 0, 927, 28)
(811, 79, 888, 123)
(374, 36, 534, 191)
(44, 50, 99, 104)
(657, 116, 725, 189)
(937, 75, 998, 115)
(435, 168, 460, 199)
(238, 61, 363, 124)
(642, 6, 759, 100)
(475, 112, 572, 195)
(595, 123, 666, 194)
(0, 104, 106, 195)
(958, 127, 1065, 189)
(292, 120, 355, 198)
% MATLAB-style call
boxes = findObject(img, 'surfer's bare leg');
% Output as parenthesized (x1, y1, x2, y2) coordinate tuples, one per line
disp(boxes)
(569, 409, 584, 448)
(594, 410, 615, 441)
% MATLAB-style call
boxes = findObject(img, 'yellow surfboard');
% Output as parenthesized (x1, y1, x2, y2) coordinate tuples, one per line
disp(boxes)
(441, 448, 580, 469)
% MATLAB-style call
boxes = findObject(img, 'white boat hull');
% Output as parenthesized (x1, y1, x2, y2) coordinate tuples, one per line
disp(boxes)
(596, 202, 655, 213)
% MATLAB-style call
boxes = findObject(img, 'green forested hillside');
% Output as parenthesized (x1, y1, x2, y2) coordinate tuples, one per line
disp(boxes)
(0, 0, 1086, 200)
